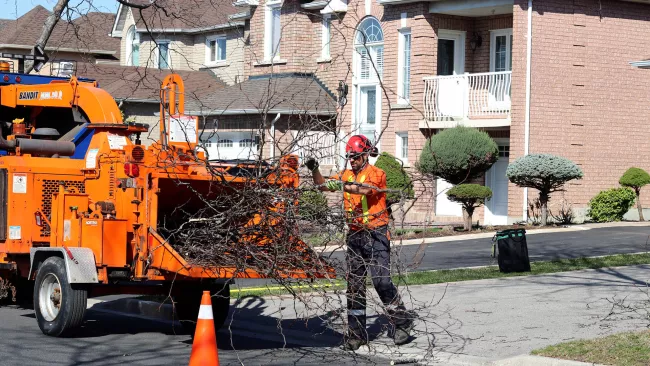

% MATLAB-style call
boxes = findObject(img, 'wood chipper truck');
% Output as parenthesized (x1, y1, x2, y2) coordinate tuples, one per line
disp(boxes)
(0, 54, 333, 336)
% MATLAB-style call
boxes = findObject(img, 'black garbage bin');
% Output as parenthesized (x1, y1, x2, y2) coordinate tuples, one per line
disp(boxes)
(493, 229, 531, 273)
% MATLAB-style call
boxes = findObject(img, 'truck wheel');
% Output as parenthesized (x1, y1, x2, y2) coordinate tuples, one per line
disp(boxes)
(33, 257, 87, 336)
(175, 284, 230, 333)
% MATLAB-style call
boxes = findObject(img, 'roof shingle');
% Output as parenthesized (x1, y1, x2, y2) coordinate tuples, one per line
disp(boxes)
(0, 6, 119, 57)
(185, 73, 337, 116)
(129, 0, 243, 32)
(75, 63, 227, 102)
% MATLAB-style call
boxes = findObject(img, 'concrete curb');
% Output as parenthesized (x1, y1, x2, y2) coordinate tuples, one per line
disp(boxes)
(491, 355, 605, 366)
(317, 221, 650, 253)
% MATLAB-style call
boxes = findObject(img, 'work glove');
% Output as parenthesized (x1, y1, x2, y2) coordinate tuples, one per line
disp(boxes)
(325, 180, 343, 191)
(305, 158, 319, 172)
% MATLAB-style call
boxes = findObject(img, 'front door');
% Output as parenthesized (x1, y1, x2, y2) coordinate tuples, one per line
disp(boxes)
(485, 144, 510, 225)
(437, 30, 466, 117)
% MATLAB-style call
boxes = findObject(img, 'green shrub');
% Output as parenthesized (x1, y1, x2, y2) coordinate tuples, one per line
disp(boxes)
(298, 190, 329, 221)
(619, 167, 650, 221)
(447, 184, 493, 231)
(417, 126, 498, 185)
(374, 152, 414, 203)
(506, 154, 583, 226)
(588, 188, 636, 223)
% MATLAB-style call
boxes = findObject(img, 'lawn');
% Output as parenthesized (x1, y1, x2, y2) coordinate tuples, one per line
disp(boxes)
(229, 253, 650, 298)
(532, 330, 650, 366)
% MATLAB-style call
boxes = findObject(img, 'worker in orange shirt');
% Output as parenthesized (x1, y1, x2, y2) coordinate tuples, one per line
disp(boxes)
(305, 135, 416, 351)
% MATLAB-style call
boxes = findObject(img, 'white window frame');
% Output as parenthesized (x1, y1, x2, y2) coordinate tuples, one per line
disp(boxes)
(265, 1, 282, 61)
(489, 28, 513, 72)
(321, 15, 331, 60)
(125, 25, 139, 66)
(395, 132, 409, 165)
(156, 40, 172, 69)
(205, 35, 227, 66)
(397, 28, 411, 104)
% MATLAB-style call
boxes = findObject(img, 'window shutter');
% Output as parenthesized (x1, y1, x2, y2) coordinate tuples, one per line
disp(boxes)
(359, 49, 369, 80)
(375, 46, 384, 78)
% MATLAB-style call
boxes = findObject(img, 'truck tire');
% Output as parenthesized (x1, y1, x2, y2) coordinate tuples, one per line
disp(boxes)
(33, 257, 87, 336)
(174, 284, 230, 334)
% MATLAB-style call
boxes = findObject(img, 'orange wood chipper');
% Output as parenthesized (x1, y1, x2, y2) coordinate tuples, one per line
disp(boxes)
(0, 56, 334, 336)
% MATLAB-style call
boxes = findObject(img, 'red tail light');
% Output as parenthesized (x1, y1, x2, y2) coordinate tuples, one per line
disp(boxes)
(124, 163, 139, 177)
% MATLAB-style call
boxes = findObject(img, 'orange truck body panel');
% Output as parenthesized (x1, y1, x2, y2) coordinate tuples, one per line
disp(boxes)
(0, 74, 333, 285)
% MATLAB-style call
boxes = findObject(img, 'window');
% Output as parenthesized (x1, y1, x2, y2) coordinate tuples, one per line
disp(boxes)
(321, 15, 331, 60)
(397, 30, 411, 103)
(126, 26, 139, 66)
(354, 17, 384, 145)
(203, 140, 213, 148)
(217, 139, 233, 148)
(490, 29, 513, 72)
(239, 139, 255, 147)
(206, 36, 227, 64)
(355, 17, 384, 81)
(158, 41, 170, 69)
(498, 145, 510, 158)
(265, 3, 282, 60)
(396, 132, 408, 163)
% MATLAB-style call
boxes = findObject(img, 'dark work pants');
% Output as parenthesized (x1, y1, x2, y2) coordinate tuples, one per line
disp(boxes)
(346, 225, 411, 341)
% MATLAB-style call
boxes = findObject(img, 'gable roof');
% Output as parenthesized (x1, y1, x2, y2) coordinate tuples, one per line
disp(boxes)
(75, 63, 227, 103)
(0, 6, 119, 57)
(120, 0, 245, 34)
(185, 73, 337, 116)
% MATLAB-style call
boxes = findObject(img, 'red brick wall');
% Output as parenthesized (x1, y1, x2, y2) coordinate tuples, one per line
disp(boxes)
(509, 0, 650, 222)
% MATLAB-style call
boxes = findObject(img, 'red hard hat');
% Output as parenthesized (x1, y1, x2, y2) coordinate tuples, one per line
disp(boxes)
(346, 135, 378, 157)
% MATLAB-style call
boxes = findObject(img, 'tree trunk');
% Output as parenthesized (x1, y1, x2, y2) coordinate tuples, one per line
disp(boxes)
(637, 189, 644, 222)
(464, 206, 475, 232)
(540, 193, 549, 226)
(25, 0, 70, 73)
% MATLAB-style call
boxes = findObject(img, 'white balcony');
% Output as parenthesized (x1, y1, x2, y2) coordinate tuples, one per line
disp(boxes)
(422, 71, 511, 128)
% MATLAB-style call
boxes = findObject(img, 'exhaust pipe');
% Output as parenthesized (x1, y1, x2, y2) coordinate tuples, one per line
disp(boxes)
(17, 138, 75, 156)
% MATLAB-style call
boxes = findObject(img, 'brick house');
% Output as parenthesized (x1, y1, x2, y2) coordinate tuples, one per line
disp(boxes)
(236, 0, 650, 224)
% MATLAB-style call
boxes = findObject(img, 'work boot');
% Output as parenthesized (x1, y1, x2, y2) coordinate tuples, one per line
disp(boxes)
(343, 337, 367, 351)
(393, 310, 417, 346)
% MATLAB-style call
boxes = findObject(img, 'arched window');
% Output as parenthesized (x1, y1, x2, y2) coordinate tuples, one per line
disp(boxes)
(217, 139, 233, 148)
(355, 17, 384, 45)
(126, 26, 139, 66)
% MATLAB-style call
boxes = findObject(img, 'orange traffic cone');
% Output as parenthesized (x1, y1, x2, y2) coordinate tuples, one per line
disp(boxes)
(189, 291, 219, 366)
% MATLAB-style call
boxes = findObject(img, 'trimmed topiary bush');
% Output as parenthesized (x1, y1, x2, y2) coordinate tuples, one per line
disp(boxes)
(506, 154, 583, 226)
(446, 184, 492, 231)
(374, 152, 414, 204)
(619, 167, 650, 221)
(588, 187, 636, 223)
(417, 126, 499, 185)
(298, 190, 329, 222)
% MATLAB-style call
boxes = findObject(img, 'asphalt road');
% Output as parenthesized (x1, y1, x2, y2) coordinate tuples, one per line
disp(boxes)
(0, 304, 384, 366)
(234, 226, 650, 288)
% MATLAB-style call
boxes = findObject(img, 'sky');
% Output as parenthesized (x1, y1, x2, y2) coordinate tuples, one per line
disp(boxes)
(1, 0, 119, 19)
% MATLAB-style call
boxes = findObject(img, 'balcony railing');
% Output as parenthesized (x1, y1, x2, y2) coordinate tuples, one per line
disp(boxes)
(423, 71, 511, 122)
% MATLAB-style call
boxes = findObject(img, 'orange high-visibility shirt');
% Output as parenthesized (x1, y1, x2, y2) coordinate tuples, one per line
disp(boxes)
(333, 164, 389, 231)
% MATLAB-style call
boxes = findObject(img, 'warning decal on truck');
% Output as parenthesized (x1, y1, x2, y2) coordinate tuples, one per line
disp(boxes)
(9, 226, 20, 240)
(12, 174, 27, 194)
